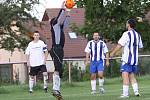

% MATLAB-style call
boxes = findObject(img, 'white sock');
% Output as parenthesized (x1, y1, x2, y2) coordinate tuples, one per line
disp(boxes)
(43, 75, 48, 89)
(29, 78, 34, 91)
(53, 73, 60, 91)
(123, 85, 129, 96)
(132, 83, 139, 94)
(91, 80, 96, 91)
(99, 78, 104, 88)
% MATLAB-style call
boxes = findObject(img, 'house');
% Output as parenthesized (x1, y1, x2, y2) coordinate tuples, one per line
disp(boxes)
(41, 8, 86, 58)
(0, 7, 120, 84)
(0, 8, 88, 84)
(34, 8, 87, 72)
(0, 21, 28, 84)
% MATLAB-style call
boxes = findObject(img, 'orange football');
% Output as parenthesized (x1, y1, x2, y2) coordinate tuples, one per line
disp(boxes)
(65, 0, 75, 9)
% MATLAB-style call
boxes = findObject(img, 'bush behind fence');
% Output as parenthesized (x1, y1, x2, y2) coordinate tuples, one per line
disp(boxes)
(62, 57, 150, 82)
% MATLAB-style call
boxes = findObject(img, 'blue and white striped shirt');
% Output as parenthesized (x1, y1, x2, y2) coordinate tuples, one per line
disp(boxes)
(118, 29, 143, 66)
(85, 40, 108, 61)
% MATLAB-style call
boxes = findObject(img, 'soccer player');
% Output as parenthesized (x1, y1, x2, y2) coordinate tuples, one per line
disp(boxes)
(85, 32, 109, 95)
(25, 31, 48, 93)
(49, 1, 70, 99)
(110, 19, 143, 98)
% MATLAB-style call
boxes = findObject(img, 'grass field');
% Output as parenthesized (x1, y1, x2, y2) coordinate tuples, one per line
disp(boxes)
(0, 76, 150, 100)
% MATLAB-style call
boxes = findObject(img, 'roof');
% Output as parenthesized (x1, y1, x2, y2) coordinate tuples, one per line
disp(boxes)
(42, 8, 85, 26)
(33, 8, 87, 58)
(24, 8, 117, 58)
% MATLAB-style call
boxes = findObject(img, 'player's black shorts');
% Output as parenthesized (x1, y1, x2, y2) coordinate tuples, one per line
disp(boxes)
(29, 65, 47, 76)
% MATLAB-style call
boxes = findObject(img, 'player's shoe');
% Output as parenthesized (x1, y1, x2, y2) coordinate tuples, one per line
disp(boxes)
(135, 92, 141, 97)
(119, 94, 129, 98)
(52, 90, 63, 100)
(99, 88, 105, 94)
(91, 90, 96, 95)
(44, 88, 48, 93)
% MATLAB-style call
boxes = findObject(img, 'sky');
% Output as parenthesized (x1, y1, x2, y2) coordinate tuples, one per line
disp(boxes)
(32, 0, 64, 21)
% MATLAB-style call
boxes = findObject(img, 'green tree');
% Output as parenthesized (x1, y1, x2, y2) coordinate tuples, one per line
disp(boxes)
(0, 0, 40, 51)
(75, 0, 150, 50)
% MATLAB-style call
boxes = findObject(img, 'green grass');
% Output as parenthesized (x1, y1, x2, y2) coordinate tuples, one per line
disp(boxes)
(0, 76, 150, 100)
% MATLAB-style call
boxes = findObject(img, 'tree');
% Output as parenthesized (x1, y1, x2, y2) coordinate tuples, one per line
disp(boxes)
(74, 0, 150, 50)
(0, 0, 40, 51)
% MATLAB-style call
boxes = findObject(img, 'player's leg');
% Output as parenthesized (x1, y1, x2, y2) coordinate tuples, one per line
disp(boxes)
(129, 66, 140, 96)
(90, 61, 97, 94)
(52, 46, 63, 99)
(29, 75, 34, 93)
(53, 71, 60, 90)
(28, 67, 37, 93)
(52, 63, 63, 99)
(50, 47, 60, 91)
(121, 72, 129, 97)
(98, 71, 104, 94)
(53, 47, 63, 91)
(97, 60, 105, 94)
(91, 73, 96, 94)
(57, 47, 64, 78)
(41, 65, 48, 93)
(120, 64, 130, 98)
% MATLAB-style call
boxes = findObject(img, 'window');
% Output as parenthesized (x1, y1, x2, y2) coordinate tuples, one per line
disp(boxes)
(0, 64, 12, 83)
(68, 32, 77, 39)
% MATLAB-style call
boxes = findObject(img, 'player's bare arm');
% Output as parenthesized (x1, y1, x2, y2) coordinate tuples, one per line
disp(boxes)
(26, 54, 30, 67)
(105, 52, 109, 67)
(85, 52, 90, 66)
(110, 44, 122, 57)
(44, 50, 48, 65)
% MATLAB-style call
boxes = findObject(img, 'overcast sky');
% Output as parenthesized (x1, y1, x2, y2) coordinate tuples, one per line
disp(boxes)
(31, 0, 64, 21)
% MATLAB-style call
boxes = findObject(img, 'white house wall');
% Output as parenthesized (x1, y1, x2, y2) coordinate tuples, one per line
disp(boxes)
(0, 49, 86, 83)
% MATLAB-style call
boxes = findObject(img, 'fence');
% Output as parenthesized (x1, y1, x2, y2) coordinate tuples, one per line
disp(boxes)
(0, 55, 150, 84)
(0, 59, 85, 84)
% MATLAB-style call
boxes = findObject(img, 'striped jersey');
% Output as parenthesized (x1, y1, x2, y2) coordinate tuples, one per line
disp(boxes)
(85, 40, 108, 61)
(118, 29, 143, 66)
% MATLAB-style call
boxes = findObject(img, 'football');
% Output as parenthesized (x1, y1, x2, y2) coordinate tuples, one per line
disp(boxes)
(65, 0, 75, 9)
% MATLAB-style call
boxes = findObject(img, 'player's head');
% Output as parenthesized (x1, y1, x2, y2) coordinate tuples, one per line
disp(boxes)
(126, 19, 136, 29)
(33, 31, 40, 41)
(93, 32, 100, 41)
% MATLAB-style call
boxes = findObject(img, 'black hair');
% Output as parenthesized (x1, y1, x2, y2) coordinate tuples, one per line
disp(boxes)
(127, 19, 136, 28)
(93, 32, 104, 40)
(34, 31, 39, 33)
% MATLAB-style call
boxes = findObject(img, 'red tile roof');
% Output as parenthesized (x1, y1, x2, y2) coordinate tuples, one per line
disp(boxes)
(37, 8, 87, 58)
(24, 8, 116, 58)
(42, 8, 85, 26)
